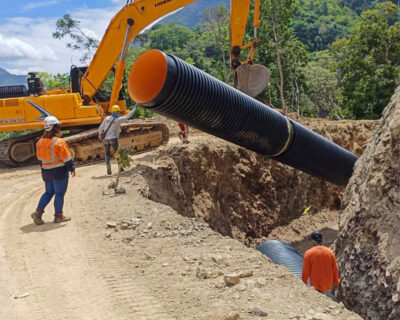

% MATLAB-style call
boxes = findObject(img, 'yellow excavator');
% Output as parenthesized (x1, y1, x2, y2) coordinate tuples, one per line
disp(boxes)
(0, 0, 269, 166)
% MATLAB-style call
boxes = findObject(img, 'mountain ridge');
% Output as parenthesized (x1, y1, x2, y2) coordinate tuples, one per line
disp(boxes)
(0, 68, 26, 86)
(161, 0, 229, 28)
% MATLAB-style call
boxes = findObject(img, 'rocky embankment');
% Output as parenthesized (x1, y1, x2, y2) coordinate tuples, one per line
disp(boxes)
(335, 88, 400, 319)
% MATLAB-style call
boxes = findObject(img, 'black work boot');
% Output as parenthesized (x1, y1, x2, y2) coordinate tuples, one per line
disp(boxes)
(31, 209, 44, 225)
(107, 164, 112, 175)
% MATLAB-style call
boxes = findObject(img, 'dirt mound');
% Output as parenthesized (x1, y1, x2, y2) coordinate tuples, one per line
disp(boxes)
(299, 118, 376, 156)
(135, 118, 375, 246)
(335, 88, 400, 319)
(266, 210, 339, 255)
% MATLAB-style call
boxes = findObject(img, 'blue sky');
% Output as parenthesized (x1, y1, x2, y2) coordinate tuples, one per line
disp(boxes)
(0, 1, 117, 19)
(0, 0, 126, 74)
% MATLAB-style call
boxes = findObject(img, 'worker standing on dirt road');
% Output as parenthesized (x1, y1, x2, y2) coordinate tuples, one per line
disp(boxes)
(98, 104, 137, 175)
(302, 231, 340, 297)
(31, 116, 76, 225)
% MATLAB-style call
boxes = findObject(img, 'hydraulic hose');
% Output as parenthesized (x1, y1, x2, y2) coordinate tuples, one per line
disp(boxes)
(127, 50, 357, 186)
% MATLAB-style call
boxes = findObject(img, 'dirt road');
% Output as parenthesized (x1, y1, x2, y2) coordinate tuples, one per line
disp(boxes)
(0, 164, 173, 320)
(0, 137, 363, 320)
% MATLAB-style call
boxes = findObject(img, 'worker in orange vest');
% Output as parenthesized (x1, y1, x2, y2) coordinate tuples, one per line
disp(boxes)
(302, 231, 340, 296)
(31, 116, 76, 225)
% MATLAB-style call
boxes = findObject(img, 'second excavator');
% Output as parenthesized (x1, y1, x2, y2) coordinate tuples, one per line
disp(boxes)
(0, 0, 270, 166)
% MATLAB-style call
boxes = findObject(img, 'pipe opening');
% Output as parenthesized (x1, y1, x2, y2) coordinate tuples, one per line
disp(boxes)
(128, 49, 168, 104)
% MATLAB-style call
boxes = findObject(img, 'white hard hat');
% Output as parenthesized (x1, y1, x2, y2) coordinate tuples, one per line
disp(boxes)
(43, 116, 61, 132)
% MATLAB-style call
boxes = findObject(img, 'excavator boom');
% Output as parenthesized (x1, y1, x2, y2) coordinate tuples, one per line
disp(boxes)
(82, 0, 268, 106)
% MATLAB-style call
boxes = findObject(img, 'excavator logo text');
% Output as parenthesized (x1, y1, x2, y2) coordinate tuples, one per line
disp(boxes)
(154, 0, 174, 8)
(26, 100, 53, 120)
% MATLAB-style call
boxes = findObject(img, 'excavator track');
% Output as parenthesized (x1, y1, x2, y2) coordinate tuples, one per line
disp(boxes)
(0, 120, 169, 167)
(0, 131, 43, 167)
(65, 120, 169, 165)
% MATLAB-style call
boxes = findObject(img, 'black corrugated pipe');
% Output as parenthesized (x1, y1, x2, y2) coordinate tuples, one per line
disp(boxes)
(127, 50, 357, 186)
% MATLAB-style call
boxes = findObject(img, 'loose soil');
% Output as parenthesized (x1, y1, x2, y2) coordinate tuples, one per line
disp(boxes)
(0, 116, 375, 320)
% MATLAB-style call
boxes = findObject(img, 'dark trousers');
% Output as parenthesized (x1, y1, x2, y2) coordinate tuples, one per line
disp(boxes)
(104, 138, 119, 165)
(37, 177, 69, 215)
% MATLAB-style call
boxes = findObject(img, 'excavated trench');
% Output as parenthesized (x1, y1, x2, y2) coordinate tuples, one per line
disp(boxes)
(135, 119, 377, 247)
(137, 140, 342, 246)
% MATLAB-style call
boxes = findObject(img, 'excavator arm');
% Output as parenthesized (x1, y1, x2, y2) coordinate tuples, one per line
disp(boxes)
(230, 0, 259, 68)
(81, 0, 197, 109)
(81, 0, 268, 111)
(230, 0, 269, 97)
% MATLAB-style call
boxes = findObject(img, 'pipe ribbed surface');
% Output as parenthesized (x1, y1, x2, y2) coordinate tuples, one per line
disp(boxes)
(256, 240, 304, 279)
(128, 50, 357, 186)
(257, 240, 335, 299)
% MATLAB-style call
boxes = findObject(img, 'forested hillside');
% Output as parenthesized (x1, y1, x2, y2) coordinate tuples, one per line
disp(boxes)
(162, 0, 230, 28)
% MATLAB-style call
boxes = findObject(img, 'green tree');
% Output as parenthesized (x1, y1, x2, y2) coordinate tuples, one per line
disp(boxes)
(333, 2, 400, 119)
(284, 37, 310, 113)
(260, 0, 298, 110)
(292, 0, 356, 52)
(255, 0, 310, 113)
(201, 4, 231, 83)
(148, 22, 195, 51)
(339, 0, 398, 14)
(37, 72, 69, 90)
(303, 51, 339, 117)
(53, 14, 99, 63)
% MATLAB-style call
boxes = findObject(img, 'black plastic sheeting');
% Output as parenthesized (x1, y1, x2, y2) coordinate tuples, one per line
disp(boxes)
(135, 51, 357, 186)
(257, 240, 304, 279)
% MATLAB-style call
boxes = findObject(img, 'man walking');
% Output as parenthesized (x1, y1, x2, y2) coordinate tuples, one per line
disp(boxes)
(302, 231, 340, 296)
(98, 104, 137, 175)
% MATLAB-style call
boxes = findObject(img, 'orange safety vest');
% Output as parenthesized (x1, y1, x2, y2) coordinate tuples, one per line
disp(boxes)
(36, 137, 72, 170)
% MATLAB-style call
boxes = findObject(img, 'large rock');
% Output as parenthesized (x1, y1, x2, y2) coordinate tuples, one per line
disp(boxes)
(335, 87, 400, 319)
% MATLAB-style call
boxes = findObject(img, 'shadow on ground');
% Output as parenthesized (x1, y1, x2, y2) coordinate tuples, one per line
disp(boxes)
(20, 223, 66, 234)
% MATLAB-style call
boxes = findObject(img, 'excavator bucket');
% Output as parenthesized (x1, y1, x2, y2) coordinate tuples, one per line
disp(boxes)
(236, 63, 271, 98)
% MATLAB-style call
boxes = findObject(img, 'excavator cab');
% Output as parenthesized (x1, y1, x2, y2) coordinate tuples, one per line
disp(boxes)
(70, 66, 126, 105)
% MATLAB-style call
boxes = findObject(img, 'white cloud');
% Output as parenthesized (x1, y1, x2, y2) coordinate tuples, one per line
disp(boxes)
(0, 7, 118, 75)
(0, 3, 184, 76)
(23, 0, 59, 12)
(81, 28, 101, 41)
(0, 34, 53, 60)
